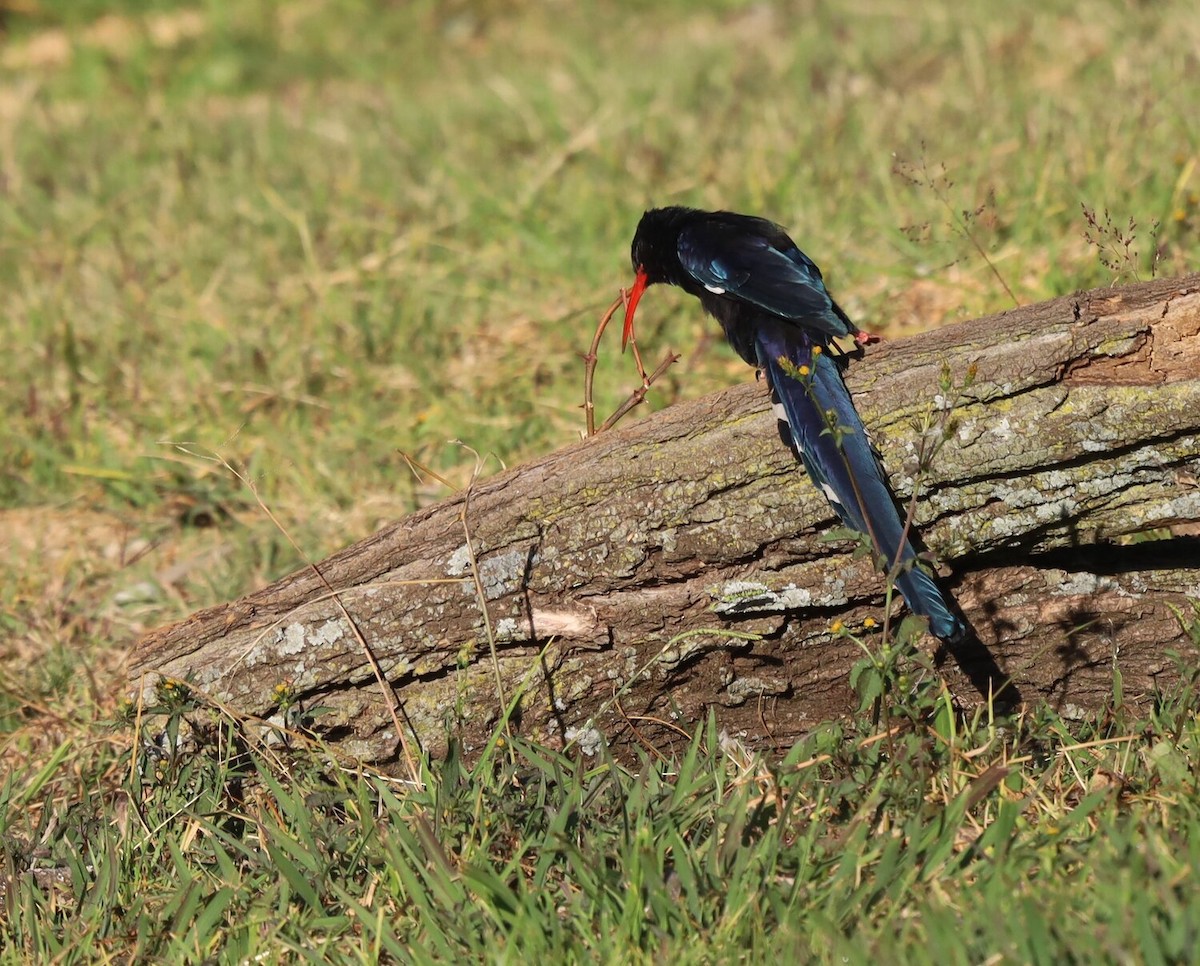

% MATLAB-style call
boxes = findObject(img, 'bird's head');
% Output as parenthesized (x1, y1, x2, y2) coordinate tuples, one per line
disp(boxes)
(623, 207, 690, 350)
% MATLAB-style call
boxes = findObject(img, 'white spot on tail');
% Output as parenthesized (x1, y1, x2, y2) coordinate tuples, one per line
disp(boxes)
(771, 402, 789, 423)
(704, 284, 726, 294)
(821, 483, 842, 507)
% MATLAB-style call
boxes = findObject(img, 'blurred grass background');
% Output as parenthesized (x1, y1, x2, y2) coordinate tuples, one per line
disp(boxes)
(1, 0, 1198, 959)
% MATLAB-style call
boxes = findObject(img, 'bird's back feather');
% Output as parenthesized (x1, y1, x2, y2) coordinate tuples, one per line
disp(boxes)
(676, 215, 858, 341)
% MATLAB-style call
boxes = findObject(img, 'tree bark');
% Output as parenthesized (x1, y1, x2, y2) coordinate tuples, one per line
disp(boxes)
(129, 274, 1200, 764)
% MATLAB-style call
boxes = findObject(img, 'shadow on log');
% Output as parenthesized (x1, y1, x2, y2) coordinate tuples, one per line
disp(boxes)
(129, 274, 1200, 764)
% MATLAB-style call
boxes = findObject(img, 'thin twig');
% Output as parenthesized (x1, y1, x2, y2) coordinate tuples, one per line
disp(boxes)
(626, 323, 651, 387)
(583, 292, 627, 437)
(583, 290, 680, 436)
(597, 350, 681, 433)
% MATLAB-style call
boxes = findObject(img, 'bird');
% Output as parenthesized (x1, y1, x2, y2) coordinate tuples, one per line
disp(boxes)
(623, 206, 965, 642)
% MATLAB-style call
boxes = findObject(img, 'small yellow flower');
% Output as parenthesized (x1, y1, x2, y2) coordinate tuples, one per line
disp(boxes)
(811, 345, 822, 357)
(830, 619, 844, 634)
(155, 676, 191, 705)
(863, 617, 878, 629)
(1174, 208, 1188, 223)
(798, 365, 810, 376)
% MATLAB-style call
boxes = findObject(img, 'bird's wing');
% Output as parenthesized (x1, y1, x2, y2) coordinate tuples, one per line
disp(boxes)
(755, 326, 963, 642)
(677, 221, 855, 339)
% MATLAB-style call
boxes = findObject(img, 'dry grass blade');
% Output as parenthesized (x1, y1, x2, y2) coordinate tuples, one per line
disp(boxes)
(161, 442, 424, 786)
(456, 444, 511, 744)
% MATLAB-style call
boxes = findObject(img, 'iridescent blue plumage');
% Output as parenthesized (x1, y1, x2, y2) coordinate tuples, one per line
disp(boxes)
(624, 206, 964, 642)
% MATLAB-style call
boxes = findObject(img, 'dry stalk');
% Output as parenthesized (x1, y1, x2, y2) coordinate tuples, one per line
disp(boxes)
(582, 289, 680, 436)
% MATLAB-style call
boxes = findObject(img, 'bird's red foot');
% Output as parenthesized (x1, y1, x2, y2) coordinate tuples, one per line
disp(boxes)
(854, 330, 881, 345)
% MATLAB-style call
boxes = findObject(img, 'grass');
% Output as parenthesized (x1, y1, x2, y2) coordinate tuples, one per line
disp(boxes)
(1, 0, 1198, 960)
(5, 651, 1200, 961)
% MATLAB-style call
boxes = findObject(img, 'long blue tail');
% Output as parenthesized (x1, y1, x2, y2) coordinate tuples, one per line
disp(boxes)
(756, 326, 965, 642)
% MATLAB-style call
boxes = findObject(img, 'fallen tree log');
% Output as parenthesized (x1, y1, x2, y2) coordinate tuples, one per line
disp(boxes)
(130, 274, 1200, 764)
